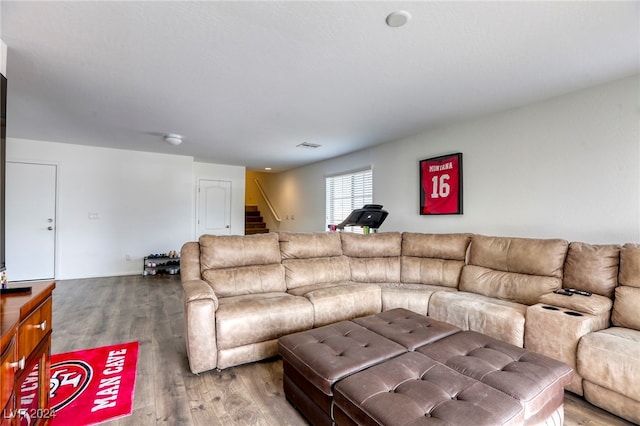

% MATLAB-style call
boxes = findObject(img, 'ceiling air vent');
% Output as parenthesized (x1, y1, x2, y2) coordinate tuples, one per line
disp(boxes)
(297, 142, 322, 149)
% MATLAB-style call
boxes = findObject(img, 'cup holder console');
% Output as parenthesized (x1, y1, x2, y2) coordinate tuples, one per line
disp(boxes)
(542, 306, 559, 311)
(539, 305, 584, 317)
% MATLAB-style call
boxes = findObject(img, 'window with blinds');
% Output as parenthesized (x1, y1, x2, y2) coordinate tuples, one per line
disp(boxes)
(325, 169, 373, 233)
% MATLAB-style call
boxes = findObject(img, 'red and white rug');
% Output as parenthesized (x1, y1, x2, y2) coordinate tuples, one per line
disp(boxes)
(21, 341, 139, 426)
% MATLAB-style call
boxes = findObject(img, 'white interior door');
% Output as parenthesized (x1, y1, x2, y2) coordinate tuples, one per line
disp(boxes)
(197, 179, 231, 237)
(6, 162, 57, 281)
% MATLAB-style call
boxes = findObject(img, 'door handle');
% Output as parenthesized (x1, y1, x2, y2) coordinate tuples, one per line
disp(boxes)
(48, 226, 54, 231)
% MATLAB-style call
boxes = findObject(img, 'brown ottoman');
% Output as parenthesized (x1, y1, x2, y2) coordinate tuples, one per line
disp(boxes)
(278, 320, 407, 426)
(417, 331, 574, 424)
(334, 351, 525, 425)
(352, 308, 461, 350)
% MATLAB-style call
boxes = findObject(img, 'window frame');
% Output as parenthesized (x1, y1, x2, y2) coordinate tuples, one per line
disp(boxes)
(325, 168, 373, 233)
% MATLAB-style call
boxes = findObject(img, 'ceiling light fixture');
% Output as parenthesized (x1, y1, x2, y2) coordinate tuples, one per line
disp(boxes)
(386, 10, 411, 28)
(163, 133, 183, 146)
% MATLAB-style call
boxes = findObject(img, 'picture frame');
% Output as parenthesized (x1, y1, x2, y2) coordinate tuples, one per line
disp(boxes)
(419, 153, 463, 215)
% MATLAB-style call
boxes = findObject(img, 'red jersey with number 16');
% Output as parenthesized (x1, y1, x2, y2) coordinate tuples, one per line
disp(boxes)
(421, 155, 460, 214)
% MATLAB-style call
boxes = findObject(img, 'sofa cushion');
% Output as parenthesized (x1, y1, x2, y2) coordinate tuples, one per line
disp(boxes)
(563, 242, 620, 298)
(460, 235, 568, 304)
(468, 235, 568, 278)
(298, 283, 382, 327)
(428, 291, 527, 347)
(401, 232, 472, 260)
(460, 265, 561, 306)
(279, 231, 342, 259)
(619, 243, 640, 288)
(378, 283, 454, 315)
(349, 257, 400, 283)
(612, 286, 640, 330)
(202, 263, 286, 297)
(341, 232, 401, 283)
(340, 232, 402, 257)
(578, 327, 640, 402)
(216, 292, 314, 350)
(283, 256, 350, 289)
(401, 257, 464, 288)
(199, 233, 281, 270)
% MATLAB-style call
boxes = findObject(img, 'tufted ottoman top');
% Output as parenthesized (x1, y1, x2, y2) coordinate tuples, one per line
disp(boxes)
(417, 331, 573, 422)
(353, 308, 461, 350)
(334, 351, 524, 425)
(278, 320, 406, 395)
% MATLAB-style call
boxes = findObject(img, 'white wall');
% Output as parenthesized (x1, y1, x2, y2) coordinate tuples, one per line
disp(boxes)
(6, 139, 244, 279)
(1, 40, 7, 77)
(264, 75, 640, 244)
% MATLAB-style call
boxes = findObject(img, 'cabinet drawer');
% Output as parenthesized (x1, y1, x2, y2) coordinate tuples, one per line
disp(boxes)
(1, 335, 16, 415)
(18, 298, 52, 362)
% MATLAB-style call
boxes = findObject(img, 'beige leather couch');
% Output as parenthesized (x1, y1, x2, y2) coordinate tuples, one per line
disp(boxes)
(180, 231, 640, 424)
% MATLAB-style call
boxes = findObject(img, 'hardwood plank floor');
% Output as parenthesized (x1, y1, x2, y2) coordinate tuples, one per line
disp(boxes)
(51, 275, 635, 426)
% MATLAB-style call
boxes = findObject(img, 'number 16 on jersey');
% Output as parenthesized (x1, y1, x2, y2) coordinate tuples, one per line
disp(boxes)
(420, 153, 463, 215)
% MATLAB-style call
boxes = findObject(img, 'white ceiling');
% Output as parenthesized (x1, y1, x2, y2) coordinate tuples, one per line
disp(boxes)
(1, 1, 639, 172)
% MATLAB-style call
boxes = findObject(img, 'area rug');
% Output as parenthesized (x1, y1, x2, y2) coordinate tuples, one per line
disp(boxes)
(21, 341, 139, 426)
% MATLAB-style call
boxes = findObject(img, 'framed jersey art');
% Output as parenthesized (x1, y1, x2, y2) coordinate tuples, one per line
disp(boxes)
(419, 153, 463, 215)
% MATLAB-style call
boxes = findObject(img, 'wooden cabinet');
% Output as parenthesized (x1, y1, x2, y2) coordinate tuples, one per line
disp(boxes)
(1, 282, 55, 425)
(1, 335, 17, 426)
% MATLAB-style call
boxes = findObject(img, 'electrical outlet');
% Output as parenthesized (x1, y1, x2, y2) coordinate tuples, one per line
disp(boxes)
(125, 254, 131, 261)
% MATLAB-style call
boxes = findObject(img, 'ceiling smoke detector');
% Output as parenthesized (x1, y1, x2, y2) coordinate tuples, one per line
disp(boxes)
(386, 10, 411, 27)
(297, 142, 322, 149)
(164, 133, 183, 146)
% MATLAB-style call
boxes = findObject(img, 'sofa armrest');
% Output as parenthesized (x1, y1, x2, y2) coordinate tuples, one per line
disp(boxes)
(183, 279, 219, 310)
(180, 241, 203, 282)
(182, 279, 219, 373)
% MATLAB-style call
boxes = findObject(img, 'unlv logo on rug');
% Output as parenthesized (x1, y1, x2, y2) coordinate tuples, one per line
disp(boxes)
(49, 360, 94, 411)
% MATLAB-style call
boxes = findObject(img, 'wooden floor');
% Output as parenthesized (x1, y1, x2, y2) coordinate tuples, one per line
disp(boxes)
(51, 275, 635, 426)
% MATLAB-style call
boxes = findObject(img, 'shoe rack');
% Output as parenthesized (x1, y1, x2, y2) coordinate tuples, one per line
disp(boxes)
(143, 250, 180, 276)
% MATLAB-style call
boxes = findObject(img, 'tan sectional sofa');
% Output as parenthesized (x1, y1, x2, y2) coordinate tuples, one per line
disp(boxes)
(180, 231, 640, 424)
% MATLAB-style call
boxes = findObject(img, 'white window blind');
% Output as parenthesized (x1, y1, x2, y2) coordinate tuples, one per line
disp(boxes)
(325, 169, 373, 233)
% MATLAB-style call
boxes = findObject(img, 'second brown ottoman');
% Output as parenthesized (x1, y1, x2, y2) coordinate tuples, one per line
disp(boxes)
(334, 351, 525, 425)
(278, 320, 407, 426)
(417, 331, 574, 424)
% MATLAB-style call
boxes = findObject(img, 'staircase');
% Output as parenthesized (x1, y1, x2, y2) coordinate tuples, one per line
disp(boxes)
(245, 205, 269, 235)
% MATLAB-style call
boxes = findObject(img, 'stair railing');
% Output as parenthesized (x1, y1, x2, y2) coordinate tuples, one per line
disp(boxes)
(254, 179, 282, 222)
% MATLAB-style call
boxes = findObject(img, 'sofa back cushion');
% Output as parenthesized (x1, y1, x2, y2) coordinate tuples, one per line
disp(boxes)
(613, 244, 640, 330)
(619, 243, 640, 288)
(401, 233, 472, 287)
(279, 232, 342, 259)
(341, 232, 401, 282)
(460, 235, 568, 305)
(402, 232, 472, 259)
(199, 233, 281, 269)
(278, 232, 349, 289)
(283, 256, 351, 289)
(202, 264, 286, 297)
(199, 233, 285, 297)
(563, 242, 620, 298)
